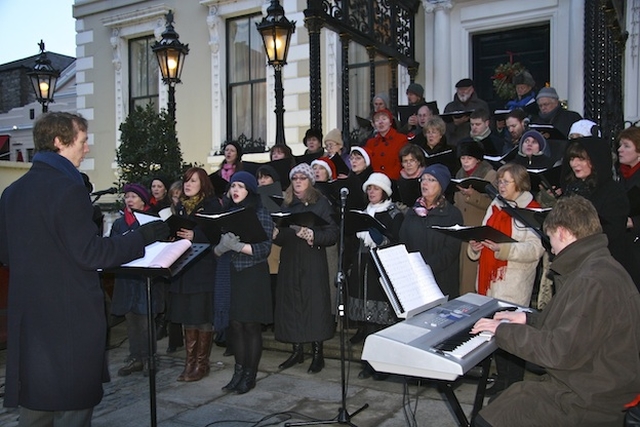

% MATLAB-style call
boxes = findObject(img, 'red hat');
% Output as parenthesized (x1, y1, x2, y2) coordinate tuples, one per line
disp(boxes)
(311, 156, 337, 181)
(372, 108, 395, 123)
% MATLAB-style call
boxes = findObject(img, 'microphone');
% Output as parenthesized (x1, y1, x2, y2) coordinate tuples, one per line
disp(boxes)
(340, 187, 349, 206)
(91, 187, 118, 197)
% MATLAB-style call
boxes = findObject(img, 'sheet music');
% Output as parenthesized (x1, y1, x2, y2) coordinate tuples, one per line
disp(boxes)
(122, 240, 192, 269)
(407, 252, 445, 302)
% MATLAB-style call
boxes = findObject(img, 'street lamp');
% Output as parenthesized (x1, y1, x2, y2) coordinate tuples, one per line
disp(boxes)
(256, 0, 295, 145)
(28, 40, 60, 113)
(152, 11, 189, 122)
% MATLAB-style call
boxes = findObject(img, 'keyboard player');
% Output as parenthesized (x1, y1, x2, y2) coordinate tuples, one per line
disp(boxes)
(470, 196, 640, 427)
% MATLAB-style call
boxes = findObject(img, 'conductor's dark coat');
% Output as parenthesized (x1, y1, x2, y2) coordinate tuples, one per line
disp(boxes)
(0, 159, 146, 411)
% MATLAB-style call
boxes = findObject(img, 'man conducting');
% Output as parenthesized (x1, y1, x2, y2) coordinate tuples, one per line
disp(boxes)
(0, 112, 169, 426)
(471, 195, 640, 427)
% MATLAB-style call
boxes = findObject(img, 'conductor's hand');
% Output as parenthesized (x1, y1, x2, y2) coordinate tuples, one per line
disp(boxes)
(138, 221, 170, 245)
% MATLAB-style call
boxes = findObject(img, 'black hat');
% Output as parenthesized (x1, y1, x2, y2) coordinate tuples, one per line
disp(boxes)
(256, 164, 280, 183)
(457, 138, 484, 161)
(513, 71, 535, 87)
(406, 83, 425, 98)
(455, 78, 474, 88)
(224, 140, 243, 158)
(425, 100, 440, 115)
(303, 128, 323, 146)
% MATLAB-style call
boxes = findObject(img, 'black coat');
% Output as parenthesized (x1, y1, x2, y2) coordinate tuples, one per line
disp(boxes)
(0, 160, 146, 411)
(620, 168, 640, 291)
(273, 194, 338, 343)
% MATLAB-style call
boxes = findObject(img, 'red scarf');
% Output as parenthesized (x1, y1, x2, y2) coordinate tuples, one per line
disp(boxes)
(477, 198, 540, 295)
(620, 162, 640, 180)
(124, 205, 150, 227)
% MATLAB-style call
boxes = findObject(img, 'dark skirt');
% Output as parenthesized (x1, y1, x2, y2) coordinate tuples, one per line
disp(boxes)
(169, 291, 214, 325)
(230, 262, 273, 324)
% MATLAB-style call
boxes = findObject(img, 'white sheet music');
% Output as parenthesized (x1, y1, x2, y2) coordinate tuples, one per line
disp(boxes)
(122, 240, 192, 269)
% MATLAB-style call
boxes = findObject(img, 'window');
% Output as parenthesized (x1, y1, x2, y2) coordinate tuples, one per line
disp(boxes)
(348, 42, 390, 126)
(226, 14, 267, 148)
(129, 36, 159, 112)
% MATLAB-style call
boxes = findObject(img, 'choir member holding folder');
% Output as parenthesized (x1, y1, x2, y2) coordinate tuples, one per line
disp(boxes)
(170, 167, 223, 383)
(273, 163, 338, 374)
(345, 173, 404, 379)
(467, 163, 544, 397)
(453, 140, 497, 295)
(214, 172, 273, 394)
(617, 127, 640, 290)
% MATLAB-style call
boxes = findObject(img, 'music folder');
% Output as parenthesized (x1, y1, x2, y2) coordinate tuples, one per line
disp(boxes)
(528, 123, 567, 141)
(345, 210, 389, 236)
(133, 208, 196, 238)
(450, 177, 492, 194)
(628, 186, 640, 217)
(208, 172, 230, 197)
(484, 146, 518, 167)
(511, 207, 551, 229)
(397, 178, 421, 206)
(371, 244, 447, 319)
(355, 115, 373, 130)
(440, 110, 474, 123)
(423, 149, 455, 167)
(195, 207, 268, 244)
(271, 211, 329, 228)
(430, 224, 517, 243)
(116, 240, 210, 278)
(527, 165, 562, 190)
(397, 105, 421, 126)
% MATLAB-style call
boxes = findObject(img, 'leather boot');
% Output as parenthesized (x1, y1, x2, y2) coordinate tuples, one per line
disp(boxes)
(278, 343, 304, 370)
(185, 330, 213, 382)
(177, 329, 198, 381)
(222, 364, 244, 392)
(308, 341, 325, 373)
(235, 368, 257, 394)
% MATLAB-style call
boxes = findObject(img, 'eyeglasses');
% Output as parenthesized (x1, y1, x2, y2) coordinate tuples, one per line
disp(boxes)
(291, 175, 309, 181)
(402, 158, 418, 165)
(419, 176, 439, 183)
(497, 179, 515, 186)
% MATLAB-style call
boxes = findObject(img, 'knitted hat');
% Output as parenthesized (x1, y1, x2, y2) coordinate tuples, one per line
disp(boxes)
(513, 71, 535, 87)
(422, 164, 451, 190)
(362, 172, 393, 197)
(289, 162, 316, 185)
(323, 128, 344, 148)
(350, 146, 371, 167)
(150, 175, 170, 192)
(230, 171, 258, 194)
(372, 93, 390, 109)
(406, 83, 425, 98)
(311, 156, 337, 181)
(457, 139, 485, 161)
(519, 130, 549, 157)
(256, 164, 280, 183)
(224, 140, 243, 158)
(568, 119, 601, 138)
(455, 78, 474, 88)
(372, 108, 395, 123)
(123, 183, 150, 206)
(536, 87, 559, 100)
(303, 128, 323, 146)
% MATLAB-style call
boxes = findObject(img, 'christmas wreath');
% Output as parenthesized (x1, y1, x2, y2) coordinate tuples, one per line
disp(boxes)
(492, 61, 526, 100)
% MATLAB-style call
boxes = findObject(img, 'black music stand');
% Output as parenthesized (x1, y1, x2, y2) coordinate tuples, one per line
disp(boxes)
(109, 243, 210, 427)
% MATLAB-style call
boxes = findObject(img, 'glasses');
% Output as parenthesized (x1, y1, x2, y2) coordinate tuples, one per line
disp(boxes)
(497, 179, 515, 186)
(419, 176, 438, 183)
(291, 175, 309, 181)
(402, 158, 418, 165)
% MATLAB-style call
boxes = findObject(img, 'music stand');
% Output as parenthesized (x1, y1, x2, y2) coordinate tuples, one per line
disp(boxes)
(109, 243, 210, 427)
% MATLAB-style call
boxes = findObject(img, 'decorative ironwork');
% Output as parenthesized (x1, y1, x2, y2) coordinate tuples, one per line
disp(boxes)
(218, 134, 267, 155)
(305, 15, 324, 131)
(341, 33, 351, 145)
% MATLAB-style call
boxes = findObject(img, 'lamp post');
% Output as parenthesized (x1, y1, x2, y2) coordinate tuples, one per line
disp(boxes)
(152, 11, 189, 123)
(28, 40, 60, 113)
(256, 0, 295, 146)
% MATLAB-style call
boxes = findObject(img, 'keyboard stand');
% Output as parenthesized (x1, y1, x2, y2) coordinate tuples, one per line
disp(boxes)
(437, 355, 492, 427)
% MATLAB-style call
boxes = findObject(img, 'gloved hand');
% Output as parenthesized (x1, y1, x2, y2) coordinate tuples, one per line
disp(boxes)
(137, 221, 170, 246)
(225, 233, 245, 252)
(295, 226, 314, 246)
(368, 227, 385, 245)
(214, 232, 239, 256)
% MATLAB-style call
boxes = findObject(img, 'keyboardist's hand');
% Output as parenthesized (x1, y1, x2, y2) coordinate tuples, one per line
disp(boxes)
(470, 318, 502, 336)
(493, 311, 526, 324)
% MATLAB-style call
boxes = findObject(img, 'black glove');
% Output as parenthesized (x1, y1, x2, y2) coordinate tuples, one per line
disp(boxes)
(137, 221, 170, 245)
(368, 227, 384, 245)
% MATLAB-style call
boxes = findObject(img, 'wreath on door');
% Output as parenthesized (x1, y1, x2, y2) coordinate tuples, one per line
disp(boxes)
(492, 61, 526, 100)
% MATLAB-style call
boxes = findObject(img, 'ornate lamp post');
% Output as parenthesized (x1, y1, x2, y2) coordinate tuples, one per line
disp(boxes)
(256, 0, 295, 145)
(28, 40, 60, 113)
(152, 11, 189, 122)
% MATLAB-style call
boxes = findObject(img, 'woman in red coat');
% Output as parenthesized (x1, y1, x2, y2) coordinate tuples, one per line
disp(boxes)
(364, 108, 408, 180)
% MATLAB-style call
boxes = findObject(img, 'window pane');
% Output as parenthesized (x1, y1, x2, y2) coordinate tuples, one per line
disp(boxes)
(129, 37, 159, 112)
(250, 15, 266, 80)
(231, 85, 251, 137)
(229, 20, 250, 83)
(252, 82, 267, 141)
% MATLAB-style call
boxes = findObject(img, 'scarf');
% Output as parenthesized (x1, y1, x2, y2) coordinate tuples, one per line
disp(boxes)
(33, 151, 84, 185)
(412, 195, 443, 217)
(220, 163, 235, 182)
(620, 162, 640, 180)
(181, 193, 204, 215)
(472, 127, 491, 143)
(464, 164, 479, 177)
(356, 199, 393, 248)
(506, 92, 536, 110)
(124, 205, 150, 226)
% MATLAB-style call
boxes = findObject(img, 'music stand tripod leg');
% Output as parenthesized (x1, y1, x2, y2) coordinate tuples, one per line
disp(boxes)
(145, 276, 157, 427)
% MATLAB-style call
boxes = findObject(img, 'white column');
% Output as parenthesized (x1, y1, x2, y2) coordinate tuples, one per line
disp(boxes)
(206, 5, 225, 157)
(424, 0, 453, 109)
(625, 0, 640, 123)
(567, 0, 584, 115)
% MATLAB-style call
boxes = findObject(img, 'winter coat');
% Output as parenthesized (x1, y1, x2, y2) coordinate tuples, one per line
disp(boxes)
(444, 92, 490, 146)
(0, 159, 146, 411)
(468, 192, 545, 306)
(273, 194, 338, 343)
(364, 128, 408, 180)
(399, 199, 463, 298)
(481, 234, 640, 426)
(620, 167, 640, 291)
(533, 106, 582, 138)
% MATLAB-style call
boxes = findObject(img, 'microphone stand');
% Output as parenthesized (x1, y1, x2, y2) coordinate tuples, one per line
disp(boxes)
(285, 189, 368, 427)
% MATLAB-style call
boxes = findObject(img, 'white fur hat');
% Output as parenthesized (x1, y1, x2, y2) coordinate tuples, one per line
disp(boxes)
(362, 172, 393, 197)
(350, 146, 371, 167)
(568, 119, 601, 138)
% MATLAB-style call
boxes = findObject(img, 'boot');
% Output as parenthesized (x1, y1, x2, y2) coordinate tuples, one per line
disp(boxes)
(118, 357, 143, 376)
(235, 368, 257, 394)
(308, 341, 325, 373)
(278, 343, 304, 370)
(222, 364, 244, 392)
(184, 330, 213, 382)
(177, 329, 198, 381)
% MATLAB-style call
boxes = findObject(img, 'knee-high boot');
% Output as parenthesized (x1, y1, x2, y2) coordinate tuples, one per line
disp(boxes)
(278, 343, 304, 370)
(308, 341, 324, 373)
(177, 328, 198, 382)
(185, 330, 213, 382)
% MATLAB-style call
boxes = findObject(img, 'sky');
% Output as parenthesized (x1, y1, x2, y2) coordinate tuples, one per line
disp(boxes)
(0, 0, 76, 64)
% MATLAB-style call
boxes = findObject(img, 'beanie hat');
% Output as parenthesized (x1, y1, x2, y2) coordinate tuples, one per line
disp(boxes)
(372, 93, 390, 109)
(323, 128, 344, 148)
(372, 108, 395, 124)
(568, 119, 601, 138)
(519, 130, 550, 157)
(536, 87, 559, 101)
(224, 140, 243, 158)
(150, 175, 171, 192)
(123, 183, 151, 206)
(406, 83, 425, 99)
(362, 172, 393, 198)
(256, 164, 280, 183)
(422, 164, 451, 190)
(455, 78, 474, 88)
(289, 162, 316, 185)
(303, 128, 323, 146)
(457, 139, 485, 161)
(230, 171, 258, 194)
(350, 146, 371, 167)
(311, 156, 337, 181)
(513, 71, 535, 87)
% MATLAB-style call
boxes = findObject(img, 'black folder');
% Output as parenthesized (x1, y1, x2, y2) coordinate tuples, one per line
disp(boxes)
(397, 105, 421, 126)
(440, 110, 474, 123)
(528, 123, 567, 141)
(194, 207, 268, 244)
(356, 115, 373, 130)
(345, 210, 389, 236)
(431, 224, 517, 243)
(450, 177, 492, 193)
(511, 207, 551, 229)
(527, 165, 562, 190)
(484, 146, 518, 168)
(423, 149, 455, 167)
(132, 209, 196, 238)
(329, 153, 350, 176)
(208, 172, 229, 197)
(627, 185, 640, 217)
(271, 211, 329, 228)
(242, 157, 294, 186)
(493, 109, 512, 121)
(294, 152, 323, 166)
(397, 178, 421, 206)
